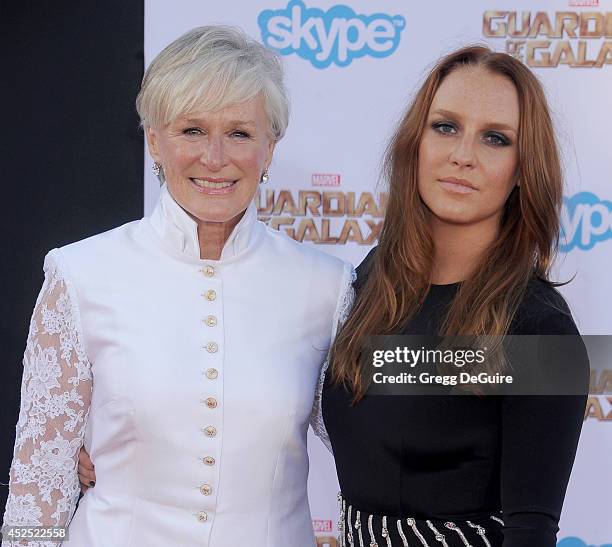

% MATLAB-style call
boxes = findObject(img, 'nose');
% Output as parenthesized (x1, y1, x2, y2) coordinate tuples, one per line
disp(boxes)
(448, 134, 476, 169)
(200, 135, 226, 172)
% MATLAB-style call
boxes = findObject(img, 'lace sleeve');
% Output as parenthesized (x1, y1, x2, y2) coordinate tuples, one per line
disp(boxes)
(2, 251, 92, 547)
(310, 263, 356, 453)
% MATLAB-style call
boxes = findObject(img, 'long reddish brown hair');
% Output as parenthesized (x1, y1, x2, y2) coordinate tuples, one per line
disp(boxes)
(330, 45, 563, 401)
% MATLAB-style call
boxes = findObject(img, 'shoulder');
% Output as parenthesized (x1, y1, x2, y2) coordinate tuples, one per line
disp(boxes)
(354, 246, 377, 292)
(57, 219, 141, 257)
(44, 219, 143, 280)
(513, 279, 589, 395)
(512, 278, 579, 335)
(260, 223, 355, 307)
(261, 221, 351, 278)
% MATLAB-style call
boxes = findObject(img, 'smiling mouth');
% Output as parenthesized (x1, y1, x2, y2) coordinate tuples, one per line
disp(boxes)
(190, 178, 236, 189)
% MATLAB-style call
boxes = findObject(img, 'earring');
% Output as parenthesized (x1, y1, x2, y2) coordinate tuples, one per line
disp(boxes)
(260, 170, 269, 184)
(153, 162, 165, 185)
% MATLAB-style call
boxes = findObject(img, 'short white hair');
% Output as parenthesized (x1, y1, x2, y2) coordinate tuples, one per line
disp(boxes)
(136, 26, 289, 141)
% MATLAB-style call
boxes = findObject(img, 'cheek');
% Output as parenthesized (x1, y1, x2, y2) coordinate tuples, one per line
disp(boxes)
(418, 135, 446, 176)
(417, 136, 442, 193)
(481, 152, 518, 199)
(159, 142, 199, 173)
(230, 145, 268, 174)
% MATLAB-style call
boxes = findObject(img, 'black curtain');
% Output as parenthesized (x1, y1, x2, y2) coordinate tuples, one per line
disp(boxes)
(0, 1, 144, 511)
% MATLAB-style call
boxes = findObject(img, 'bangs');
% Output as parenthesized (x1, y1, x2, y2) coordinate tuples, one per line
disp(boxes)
(147, 59, 265, 128)
(136, 26, 289, 140)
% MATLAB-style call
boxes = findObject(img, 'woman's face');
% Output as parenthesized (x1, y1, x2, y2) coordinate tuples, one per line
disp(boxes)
(146, 94, 275, 225)
(417, 66, 519, 230)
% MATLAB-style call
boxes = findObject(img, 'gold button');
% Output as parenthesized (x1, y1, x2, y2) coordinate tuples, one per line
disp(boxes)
(204, 315, 217, 327)
(205, 368, 218, 379)
(204, 397, 217, 409)
(202, 265, 215, 278)
(203, 426, 217, 437)
(205, 341, 218, 353)
(203, 456, 215, 466)
(203, 289, 216, 301)
(199, 484, 212, 496)
(197, 511, 208, 522)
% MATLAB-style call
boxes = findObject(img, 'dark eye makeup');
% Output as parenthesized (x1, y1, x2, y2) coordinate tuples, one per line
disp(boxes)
(431, 121, 512, 147)
(483, 132, 510, 146)
(431, 121, 456, 134)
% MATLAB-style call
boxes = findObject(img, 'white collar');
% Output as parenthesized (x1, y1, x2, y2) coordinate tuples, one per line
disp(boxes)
(149, 185, 258, 261)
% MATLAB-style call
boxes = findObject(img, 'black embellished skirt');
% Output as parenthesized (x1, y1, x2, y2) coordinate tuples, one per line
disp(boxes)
(338, 494, 504, 547)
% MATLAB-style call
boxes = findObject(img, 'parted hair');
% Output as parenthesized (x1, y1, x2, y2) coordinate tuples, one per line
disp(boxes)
(136, 25, 289, 141)
(330, 45, 563, 401)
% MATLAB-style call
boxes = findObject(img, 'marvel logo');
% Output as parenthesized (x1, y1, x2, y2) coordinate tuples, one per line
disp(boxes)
(312, 520, 333, 532)
(312, 173, 341, 187)
(569, 0, 598, 6)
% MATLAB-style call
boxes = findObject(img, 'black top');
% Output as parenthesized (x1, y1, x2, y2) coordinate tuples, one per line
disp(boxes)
(322, 248, 588, 546)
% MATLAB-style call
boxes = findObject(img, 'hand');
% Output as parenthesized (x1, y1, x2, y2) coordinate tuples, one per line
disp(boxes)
(78, 446, 96, 494)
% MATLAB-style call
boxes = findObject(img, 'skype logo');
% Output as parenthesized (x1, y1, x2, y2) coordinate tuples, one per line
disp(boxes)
(560, 192, 612, 252)
(557, 537, 612, 547)
(258, 0, 406, 68)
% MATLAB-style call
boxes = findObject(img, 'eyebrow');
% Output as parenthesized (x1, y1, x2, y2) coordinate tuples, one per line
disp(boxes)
(184, 118, 256, 128)
(430, 108, 518, 133)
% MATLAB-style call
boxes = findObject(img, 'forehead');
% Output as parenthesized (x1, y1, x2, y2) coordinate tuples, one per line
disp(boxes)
(430, 66, 519, 129)
(179, 95, 268, 126)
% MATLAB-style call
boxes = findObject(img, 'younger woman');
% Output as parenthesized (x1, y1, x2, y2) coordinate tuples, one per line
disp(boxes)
(319, 45, 588, 547)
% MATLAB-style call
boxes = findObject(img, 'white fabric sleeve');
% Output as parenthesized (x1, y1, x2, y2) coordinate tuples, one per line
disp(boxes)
(310, 262, 356, 453)
(2, 251, 92, 547)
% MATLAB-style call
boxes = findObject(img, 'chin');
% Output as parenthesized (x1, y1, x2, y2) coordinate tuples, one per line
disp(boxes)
(429, 207, 477, 226)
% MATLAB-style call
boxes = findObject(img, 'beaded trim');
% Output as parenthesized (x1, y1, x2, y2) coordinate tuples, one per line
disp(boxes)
(426, 520, 449, 546)
(338, 493, 346, 547)
(444, 522, 471, 546)
(355, 510, 365, 547)
(407, 518, 429, 546)
(382, 516, 392, 547)
(347, 505, 355, 546)
(368, 514, 379, 547)
(467, 521, 492, 547)
(396, 520, 410, 547)
(490, 515, 504, 526)
(337, 493, 501, 547)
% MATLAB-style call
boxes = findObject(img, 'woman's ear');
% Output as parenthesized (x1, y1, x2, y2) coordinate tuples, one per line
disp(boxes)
(146, 126, 161, 163)
(265, 138, 276, 169)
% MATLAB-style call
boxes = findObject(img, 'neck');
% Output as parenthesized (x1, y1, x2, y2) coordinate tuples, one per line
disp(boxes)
(196, 212, 244, 260)
(429, 215, 500, 285)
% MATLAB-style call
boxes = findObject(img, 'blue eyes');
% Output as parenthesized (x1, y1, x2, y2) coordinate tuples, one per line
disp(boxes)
(182, 128, 252, 139)
(183, 128, 202, 136)
(231, 131, 252, 139)
(431, 122, 511, 147)
(483, 132, 509, 146)
(433, 122, 456, 135)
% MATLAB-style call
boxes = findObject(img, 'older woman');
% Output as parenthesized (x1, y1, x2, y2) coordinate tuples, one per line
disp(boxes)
(2, 26, 352, 546)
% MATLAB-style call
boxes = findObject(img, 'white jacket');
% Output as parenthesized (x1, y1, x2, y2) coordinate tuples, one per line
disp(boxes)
(3, 186, 353, 547)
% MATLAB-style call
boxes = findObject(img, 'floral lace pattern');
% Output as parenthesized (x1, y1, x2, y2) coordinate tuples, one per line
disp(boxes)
(310, 265, 356, 453)
(2, 252, 92, 546)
